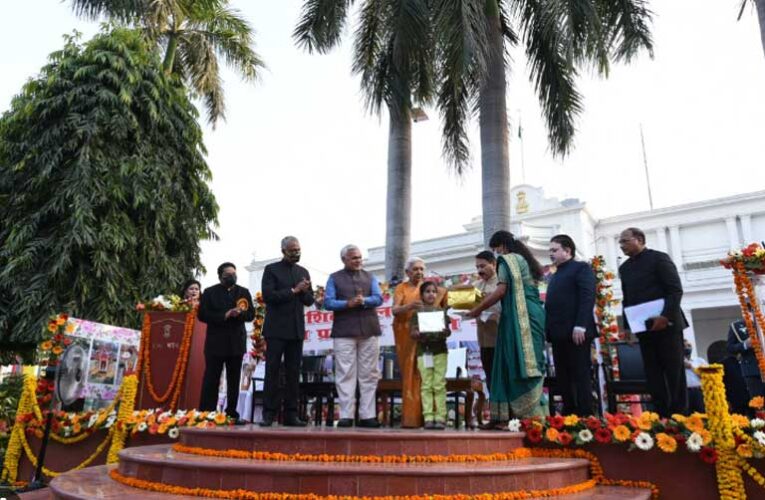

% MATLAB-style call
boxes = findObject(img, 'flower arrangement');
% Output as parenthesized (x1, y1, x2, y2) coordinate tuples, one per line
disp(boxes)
(37, 313, 77, 406)
(721, 242, 765, 274)
(727, 256, 765, 379)
(250, 291, 266, 362)
(589, 256, 621, 344)
(135, 294, 194, 313)
(519, 409, 765, 465)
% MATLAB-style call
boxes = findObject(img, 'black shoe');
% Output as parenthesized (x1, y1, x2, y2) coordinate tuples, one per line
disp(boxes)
(336, 418, 354, 428)
(358, 418, 380, 428)
(283, 417, 308, 427)
(233, 419, 248, 426)
(259, 417, 274, 427)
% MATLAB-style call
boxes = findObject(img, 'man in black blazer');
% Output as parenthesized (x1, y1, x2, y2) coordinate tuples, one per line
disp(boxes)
(260, 236, 315, 426)
(545, 235, 597, 415)
(619, 227, 688, 417)
(198, 262, 255, 423)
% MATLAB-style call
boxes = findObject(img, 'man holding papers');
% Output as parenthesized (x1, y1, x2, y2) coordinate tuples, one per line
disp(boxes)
(619, 227, 688, 417)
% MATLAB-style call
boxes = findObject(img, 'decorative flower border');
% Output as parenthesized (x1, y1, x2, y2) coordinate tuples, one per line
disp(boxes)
(250, 292, 266, 362)
(589, 256, 621, 345)
(111, 447, 659, 499)
(729, 259, 765, 378)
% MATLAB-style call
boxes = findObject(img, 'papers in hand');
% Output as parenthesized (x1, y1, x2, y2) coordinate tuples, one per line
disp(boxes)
(417, 311, 446, 333)
(624, 299, 665, 334)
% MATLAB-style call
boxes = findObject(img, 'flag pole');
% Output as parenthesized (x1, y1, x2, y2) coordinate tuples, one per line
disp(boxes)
(518, 110, 526, 185)
(640, 123, 654, 210)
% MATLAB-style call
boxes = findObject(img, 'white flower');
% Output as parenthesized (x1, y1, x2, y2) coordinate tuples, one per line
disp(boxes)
(207, 411, 218, 421)
(754, 431, 765, 447)
(137, 422, 148, 432)
(168, 427, 180, 439)
(751, 418, 765, 430)
(63, 426, 72, 437)
(577, 429, 593, 443)
(634, 432, 654, 451)
(176, 410, 186, 419)
(105, 416, 116, 428)
(686, 432, 703, 452)
(88, 414, 99, 428)
(507, 419, 522, 432)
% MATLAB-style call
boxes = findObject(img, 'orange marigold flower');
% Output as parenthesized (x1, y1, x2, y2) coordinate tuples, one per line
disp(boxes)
(613, 425, 631, 442)
(731, 414, 749, 428)
(40, 340, 53, 351)
(213, 413, 227, 425)
(47, 323, 58, 333)
(737, 444, 753, 458)
(750, 396, 765, 410)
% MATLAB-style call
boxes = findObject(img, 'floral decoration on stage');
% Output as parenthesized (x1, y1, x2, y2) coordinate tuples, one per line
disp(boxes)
(589, 256, 621, 344)
(721, 242, 765, 274)
(250, 291, 266, 362)
(37, 313, 76, 406)
(135, 294, 194, 313)
(519, 409, 765, 465)
(723, 242, 765, 380)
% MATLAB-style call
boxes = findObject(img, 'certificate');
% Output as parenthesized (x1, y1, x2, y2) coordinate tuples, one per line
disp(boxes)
(417, 311, 445, 333)
(624, 299, 665, 333)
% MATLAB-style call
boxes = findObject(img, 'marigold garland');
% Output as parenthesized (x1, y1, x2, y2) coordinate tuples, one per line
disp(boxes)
(17, 424, 114, 477)
(137, 309, 196, 410)
(731, 261, 765, 379)
(699, 364, 746, 499)
(107, 374, 138, 463)
(1, 376, 37, 483)
(108, 468, 597, 500)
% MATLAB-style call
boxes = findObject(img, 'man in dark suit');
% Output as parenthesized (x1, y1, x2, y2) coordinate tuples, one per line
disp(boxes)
(260, 236, 315, 426)
(728, 318, 765, 400)
(545, 234, 597, 415)
(198, 262, 255, 423)
(619, 227, 688, 417)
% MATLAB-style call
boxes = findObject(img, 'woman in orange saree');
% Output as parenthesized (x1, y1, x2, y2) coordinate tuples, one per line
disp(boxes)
(392, 258, 447, 428)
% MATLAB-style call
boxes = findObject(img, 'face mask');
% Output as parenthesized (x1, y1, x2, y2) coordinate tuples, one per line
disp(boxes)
(684, 348, 692, 357)
(222, 275, 237, 288)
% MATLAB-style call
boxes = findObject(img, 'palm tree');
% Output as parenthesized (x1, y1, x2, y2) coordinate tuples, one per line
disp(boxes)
(438, 0, 655, 244)
(295, 0, 434, 281)
(70, 0, 264, 126)
(739, 0, 765, 57)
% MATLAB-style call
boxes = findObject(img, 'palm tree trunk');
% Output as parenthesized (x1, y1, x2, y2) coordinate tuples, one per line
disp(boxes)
(384, 107, 412, 282)
(163, 34, 178, 73)
(754, 0, 765, 57)
(478, 11, 511, 246)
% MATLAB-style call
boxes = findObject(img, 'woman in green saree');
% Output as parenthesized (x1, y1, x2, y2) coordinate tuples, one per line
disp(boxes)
(467, 231, 549, 425)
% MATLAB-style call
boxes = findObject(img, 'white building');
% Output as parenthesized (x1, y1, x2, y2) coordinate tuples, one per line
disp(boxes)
(247, 185, 765, 359)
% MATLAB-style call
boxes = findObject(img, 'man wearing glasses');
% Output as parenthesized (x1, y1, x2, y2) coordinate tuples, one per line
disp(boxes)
(618, 227, 688, 417)
(260, 236, 315, 426)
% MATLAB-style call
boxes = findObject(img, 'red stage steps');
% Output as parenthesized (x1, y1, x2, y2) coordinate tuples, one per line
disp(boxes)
(48, 426, 653, 499)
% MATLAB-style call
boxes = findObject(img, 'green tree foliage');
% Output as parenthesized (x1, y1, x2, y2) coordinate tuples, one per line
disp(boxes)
(0, 28, 218, 346)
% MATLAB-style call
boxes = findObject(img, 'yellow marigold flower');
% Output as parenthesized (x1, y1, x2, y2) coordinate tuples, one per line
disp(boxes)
(750, 396, 765, 410)
(195, 421, 207, 429)
(47, 322, 58, 333)
(613, 425, 631, 442)
(213, 413, 227, 425)
(40, 341, 53, 351)
(685, 414, 705, 433)
(56, 316, 66, 326)
(656, 433, 677, 453)
(563, 415, 580, 426)
(731, 414, 750, 428)
(643, 411, 660, 422)
(671, 414, 686, 423)
(737, 444, 753, 458)
(65, 322, 75, 333)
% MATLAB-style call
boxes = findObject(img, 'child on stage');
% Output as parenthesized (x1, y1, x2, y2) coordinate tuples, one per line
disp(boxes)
(409, 281, 451, 429)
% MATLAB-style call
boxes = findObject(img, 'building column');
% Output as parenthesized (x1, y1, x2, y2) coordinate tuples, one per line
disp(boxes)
(683, 308, 697, 354)
(725, 216, 740, 250)
(741, 214, 753, 243)
(668, 226, 684, 269)
(655, 227, 668, 253)
(606, 235, 618, 270)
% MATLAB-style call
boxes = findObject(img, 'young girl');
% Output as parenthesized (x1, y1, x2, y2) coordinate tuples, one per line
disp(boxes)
(409, 281, 451, 429)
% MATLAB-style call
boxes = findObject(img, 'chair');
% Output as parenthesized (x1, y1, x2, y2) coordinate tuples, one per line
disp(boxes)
(602, 341, 651, 414)
(299, 355, 336, 425)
